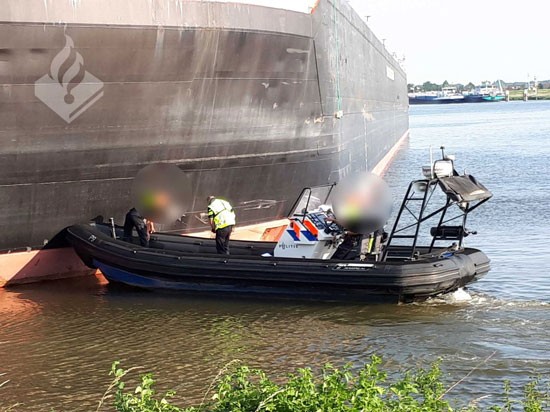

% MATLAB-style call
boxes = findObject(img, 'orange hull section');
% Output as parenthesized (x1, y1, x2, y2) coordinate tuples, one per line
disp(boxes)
(0, 247, 97, 288)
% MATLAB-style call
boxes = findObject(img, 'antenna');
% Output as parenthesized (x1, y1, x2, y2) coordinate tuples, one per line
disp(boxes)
(429, 145, 434, 178)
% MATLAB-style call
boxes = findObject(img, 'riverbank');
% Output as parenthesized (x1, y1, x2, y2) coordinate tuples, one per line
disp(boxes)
(508, 88, 550, 100)
(101, 358, 549, 412)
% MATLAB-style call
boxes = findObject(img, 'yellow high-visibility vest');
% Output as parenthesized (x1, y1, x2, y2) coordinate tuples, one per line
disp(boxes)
(208, 199, 236, 230)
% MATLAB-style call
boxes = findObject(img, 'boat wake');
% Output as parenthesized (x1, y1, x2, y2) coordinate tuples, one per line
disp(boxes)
(412, 288, 474, 306)
(443, 288, 473, 303)
(418, 288, 549, 308)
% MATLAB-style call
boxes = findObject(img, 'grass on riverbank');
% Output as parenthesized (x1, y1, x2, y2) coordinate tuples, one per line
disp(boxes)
(508, 89, 550, 101)
(102, 357, 549, 412)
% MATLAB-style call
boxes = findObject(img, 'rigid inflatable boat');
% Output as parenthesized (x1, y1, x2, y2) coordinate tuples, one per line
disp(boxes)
(66, 150, 492, 303)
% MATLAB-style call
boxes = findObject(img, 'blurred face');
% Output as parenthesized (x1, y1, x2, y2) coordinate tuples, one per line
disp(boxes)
(132, 163, 191, 224)
(332, 172, 392, 234)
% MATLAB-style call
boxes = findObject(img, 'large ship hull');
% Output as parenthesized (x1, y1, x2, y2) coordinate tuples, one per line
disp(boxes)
(0, 0, 408, 252)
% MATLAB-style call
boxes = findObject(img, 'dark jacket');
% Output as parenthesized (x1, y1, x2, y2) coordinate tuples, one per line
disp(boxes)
(123, 208, 149, 247)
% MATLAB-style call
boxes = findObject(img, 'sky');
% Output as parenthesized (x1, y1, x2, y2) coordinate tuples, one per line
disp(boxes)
(216, 0, 549, 85)
(347, 0, 550, 85)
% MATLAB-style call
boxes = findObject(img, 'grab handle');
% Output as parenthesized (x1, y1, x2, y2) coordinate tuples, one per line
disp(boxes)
(109, 217, 116, 239)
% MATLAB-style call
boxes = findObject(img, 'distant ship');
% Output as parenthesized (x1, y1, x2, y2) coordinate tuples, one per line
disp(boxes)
(408, 87, 465, 105)
(463, 81, 506, 103)
(0, 0, 409, 253)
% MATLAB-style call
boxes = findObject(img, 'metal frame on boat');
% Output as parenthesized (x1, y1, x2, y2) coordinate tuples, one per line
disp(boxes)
(384, 150, 492, 261)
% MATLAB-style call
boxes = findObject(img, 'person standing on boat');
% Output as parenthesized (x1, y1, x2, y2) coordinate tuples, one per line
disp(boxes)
(207, 196, 236, 255)
(122, 207, 150, 247)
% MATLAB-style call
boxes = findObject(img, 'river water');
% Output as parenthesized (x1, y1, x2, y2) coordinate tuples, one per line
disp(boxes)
(1, 101, 549, 411)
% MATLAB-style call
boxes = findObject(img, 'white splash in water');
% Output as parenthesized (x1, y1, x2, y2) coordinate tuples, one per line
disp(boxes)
(418, 287, 475, 306)
(444, 288, 473, 303)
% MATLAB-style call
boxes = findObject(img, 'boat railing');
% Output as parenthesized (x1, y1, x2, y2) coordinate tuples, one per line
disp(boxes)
(382, 153, 492, 262)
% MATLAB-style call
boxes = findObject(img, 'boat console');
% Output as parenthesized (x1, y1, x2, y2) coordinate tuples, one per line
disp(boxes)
(274, 208, 344, 259)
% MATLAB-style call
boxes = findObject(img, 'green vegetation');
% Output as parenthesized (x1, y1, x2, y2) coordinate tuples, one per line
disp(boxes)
(103, 357, 549, 412)
(422, 81, 442, 92)
(508, 89, 550, 101)
(408, 81, 474, 93)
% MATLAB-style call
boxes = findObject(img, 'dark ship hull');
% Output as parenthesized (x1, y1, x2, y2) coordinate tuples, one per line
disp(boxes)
(0, 0, 408, 252)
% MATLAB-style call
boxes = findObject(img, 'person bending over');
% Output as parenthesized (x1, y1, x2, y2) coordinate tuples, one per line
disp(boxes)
(123, 207, 149, 247)
(207, 196, 236, 255)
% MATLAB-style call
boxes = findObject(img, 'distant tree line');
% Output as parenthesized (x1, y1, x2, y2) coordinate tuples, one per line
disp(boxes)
(408, 81, 475, 92)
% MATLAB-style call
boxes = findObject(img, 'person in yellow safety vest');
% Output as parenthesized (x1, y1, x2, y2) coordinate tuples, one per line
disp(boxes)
(207, 196, 236, 255)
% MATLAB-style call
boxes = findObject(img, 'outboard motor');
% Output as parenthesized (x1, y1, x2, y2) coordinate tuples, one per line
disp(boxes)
(274, 207, 344, 259)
